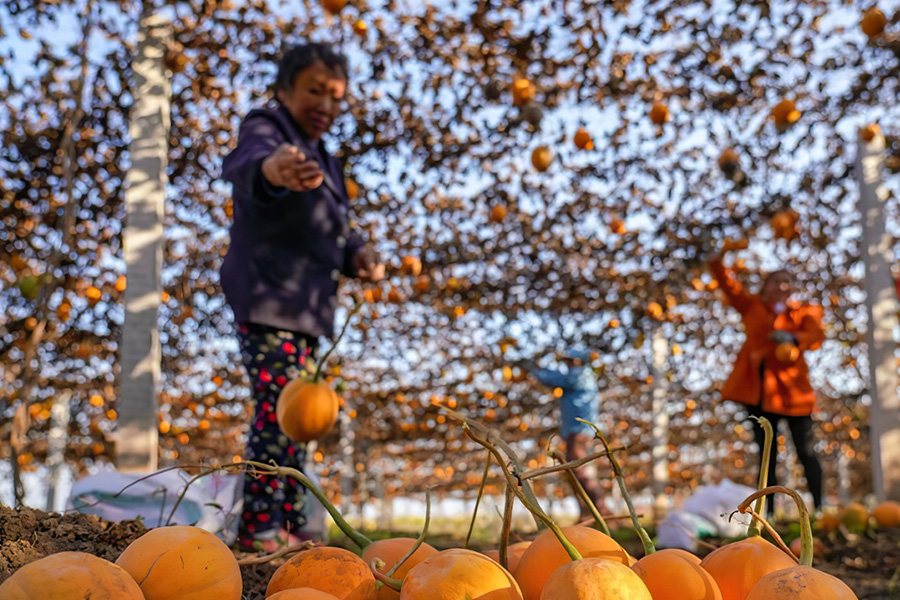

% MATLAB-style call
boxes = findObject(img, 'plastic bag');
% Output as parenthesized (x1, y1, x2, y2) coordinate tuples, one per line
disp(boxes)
(67, 467, 330, 545)
(67, 468, 244, 544)
(657, 511, 719, 551)
(680, 479, 757, 539)
(656, 479, 757, 551)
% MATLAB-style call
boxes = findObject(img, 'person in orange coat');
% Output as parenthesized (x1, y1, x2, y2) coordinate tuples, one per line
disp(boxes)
(710, 253, 825, 509)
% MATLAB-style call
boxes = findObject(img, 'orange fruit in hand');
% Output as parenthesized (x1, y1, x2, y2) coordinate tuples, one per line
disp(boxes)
(774, 343, 800, 364)
(574, 128, 594, 150)
(531, 146, 553, 172)
(649, 102, 670, 125)
(861, 8, 887, 38)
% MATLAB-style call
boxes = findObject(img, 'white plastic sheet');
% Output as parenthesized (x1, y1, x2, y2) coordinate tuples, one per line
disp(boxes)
(656, 479, 757, 551)
(66, 468, 329, 545)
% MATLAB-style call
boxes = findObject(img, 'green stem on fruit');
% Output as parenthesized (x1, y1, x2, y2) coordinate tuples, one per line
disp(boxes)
(748, 416, 774, 537)
(738, 485, 812, 567)
(521, 446, 627, 481)
(463, 424, 583, 562)
(466, 452, 492, 549)
(499, 484, 515, 571)
(314, 301, 362, 382)
(384, 489, 431, 578)
(550, 448, 611, 536)
(371, 559, 403, 592)
(244, 460, 373, 549)
(442, 406, 544, 530)
(736, 505, 798, 562)
(578, 418, 655, 555)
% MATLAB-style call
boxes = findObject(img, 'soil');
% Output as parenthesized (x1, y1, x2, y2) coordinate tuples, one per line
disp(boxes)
(0, 505, 148, 581)
(0, 505, 894, 599)
(814, 528, 900, 599)
(0, 505, 279, 599)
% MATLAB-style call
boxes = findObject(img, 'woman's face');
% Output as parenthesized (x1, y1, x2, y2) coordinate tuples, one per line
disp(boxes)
(277, 60, 347, 141)
(761, 271, 793, 305)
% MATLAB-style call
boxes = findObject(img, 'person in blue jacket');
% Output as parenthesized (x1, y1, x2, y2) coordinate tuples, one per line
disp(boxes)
(523, 349, 605, 519)
(220, 42, 384, 551)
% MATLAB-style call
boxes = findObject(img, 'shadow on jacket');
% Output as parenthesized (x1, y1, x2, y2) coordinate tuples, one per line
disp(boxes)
(219, 104, 363, 338)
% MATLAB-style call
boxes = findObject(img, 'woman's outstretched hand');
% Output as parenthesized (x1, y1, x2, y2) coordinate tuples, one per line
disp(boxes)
(262, 143, 325, 192)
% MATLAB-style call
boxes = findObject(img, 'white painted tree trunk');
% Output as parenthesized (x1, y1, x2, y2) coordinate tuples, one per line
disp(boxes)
(115, 10, 170, 473)
(856, 127, 900, 501)
(45, 390, 72, 511)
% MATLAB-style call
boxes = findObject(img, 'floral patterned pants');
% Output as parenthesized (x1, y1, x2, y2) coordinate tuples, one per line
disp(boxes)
(237, 322, 318, 537)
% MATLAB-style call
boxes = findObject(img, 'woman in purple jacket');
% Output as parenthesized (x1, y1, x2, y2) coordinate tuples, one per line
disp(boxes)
(220, 42, 383, 551)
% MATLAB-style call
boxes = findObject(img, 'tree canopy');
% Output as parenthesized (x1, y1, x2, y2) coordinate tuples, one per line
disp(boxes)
(2, 0, 898, 503)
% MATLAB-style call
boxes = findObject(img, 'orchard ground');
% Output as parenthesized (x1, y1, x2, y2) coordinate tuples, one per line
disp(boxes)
(1, 504, 897, 599)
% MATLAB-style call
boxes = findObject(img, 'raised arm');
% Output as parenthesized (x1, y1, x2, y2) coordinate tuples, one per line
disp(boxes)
(709, 258, 754, 315)
(794, 305, 825, 351)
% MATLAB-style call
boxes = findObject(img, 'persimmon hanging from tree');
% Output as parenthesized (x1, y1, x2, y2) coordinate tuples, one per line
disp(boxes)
(861, 8, 887, 39)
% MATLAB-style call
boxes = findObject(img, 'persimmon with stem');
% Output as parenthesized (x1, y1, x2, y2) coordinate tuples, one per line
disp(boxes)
(739, 486, 857, 600)
(373, 493, 523, 600)
(748, 416, 773, 536)
(462, 424, 582, 562)
(463, 425, 638, 600)
(578, 418, 654, 555)
(239, 461, 436, 600)
(549, 447, 611, 536)
(441, 405, 544, 530)
(277, 302, 362, 443)
(699, 417, 796, 600)
(575, 419, 724, 600)
(370, 489, 433, 591)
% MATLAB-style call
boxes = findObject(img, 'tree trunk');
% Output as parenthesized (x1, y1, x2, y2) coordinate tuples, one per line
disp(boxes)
(45, 390, 72, 511)
(856, 126, 900, 501)
(115, 8, 170, 473)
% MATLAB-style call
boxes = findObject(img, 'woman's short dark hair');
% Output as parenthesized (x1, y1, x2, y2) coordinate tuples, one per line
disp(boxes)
(275, 42, 349, 92)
